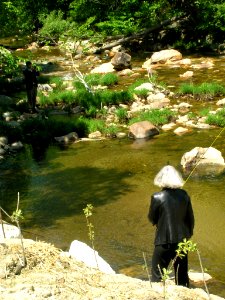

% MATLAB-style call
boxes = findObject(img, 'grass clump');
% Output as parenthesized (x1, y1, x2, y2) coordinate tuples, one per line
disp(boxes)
(115, 107, 128, 123)
(129, 108, 175, 126)
(99, 73, 118, 86)
(179, 82, 225, 97)
(205, 108, 225, 127)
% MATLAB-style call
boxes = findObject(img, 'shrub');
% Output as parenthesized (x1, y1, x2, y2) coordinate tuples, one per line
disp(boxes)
(0, 46, 21, 77)
(129, 108, 175, 126)
(39, 11, 74, 41)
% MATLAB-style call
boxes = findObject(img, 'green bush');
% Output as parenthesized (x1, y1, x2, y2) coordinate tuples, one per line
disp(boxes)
(39, 11, 74, 41)
(0, 46, 21, 77)
(129, 108, 175, 126)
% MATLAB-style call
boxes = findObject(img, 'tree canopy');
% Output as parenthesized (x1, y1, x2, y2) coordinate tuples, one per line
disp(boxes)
(0, 0, 225, 51)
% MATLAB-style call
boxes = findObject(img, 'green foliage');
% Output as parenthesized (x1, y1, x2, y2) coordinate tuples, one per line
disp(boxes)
(49, 76, 64, 90)
(115, 107, 128, 123)
(84, 74, 102, 86)
(0, 47, 21, 77)
(103, 124, 120, 137)
(99, 73, 118, 86)
(39, 10, 74, 41)
(179, 82, 225, 96)
(129, 109, 175, 126)
(133, 89, 149, 98)
(82, 118, 105, 134)
(205, 108, 225, 127)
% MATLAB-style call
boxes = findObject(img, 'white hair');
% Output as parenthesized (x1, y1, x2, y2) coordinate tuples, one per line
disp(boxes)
(154, 165, 184, 188)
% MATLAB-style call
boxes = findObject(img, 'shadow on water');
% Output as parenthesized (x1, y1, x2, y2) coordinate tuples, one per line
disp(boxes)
(22, 165, 136, 227)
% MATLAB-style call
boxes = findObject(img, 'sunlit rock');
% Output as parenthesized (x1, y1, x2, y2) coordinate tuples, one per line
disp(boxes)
(88, 131, 102, 139)
(0, 222, 21, 239)
(189, 271, 212, 283)
(181, 146, 225, 175)
(179, 71, 194, 78)
(150, 49, 182, 64)
(162, 122, 176, 131)
(134, 82, 154, 92)
(216, 98, 225, 106)
(91, 62, 115, 74)
(174, 127, 189, 135)
(129, 121, 159, 139)
(68, 240, 115, 274)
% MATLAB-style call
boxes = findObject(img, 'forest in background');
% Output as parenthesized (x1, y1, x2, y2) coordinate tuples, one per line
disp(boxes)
(0, 0, 225, 52)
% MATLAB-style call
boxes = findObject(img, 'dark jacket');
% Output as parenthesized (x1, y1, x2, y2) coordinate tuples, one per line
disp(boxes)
(23, 68, 39, 90)
(148, 188, 194, 245)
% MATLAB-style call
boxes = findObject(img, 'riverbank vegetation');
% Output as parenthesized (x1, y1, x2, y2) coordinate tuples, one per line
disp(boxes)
(1, 1, 225, 53)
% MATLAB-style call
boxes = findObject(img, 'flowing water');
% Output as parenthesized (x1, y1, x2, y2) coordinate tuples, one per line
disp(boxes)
(1, 42, 225, 296)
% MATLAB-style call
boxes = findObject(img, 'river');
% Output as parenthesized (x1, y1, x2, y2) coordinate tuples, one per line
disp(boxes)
(0, 41, 225, 297)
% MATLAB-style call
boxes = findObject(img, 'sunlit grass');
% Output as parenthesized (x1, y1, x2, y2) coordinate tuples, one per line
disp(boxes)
(129, 108, 176, 126)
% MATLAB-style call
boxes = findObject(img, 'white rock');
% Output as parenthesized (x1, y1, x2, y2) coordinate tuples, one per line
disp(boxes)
(69, 240, 115, 274)
(216, 98, 225, 106)
(174, 127, 189, 135)
(189, 271, 212, 283)
(0, 223, 21, 239)
(134, 83, 154, 92)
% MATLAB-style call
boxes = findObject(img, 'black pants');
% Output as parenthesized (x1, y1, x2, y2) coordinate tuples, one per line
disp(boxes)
(151, 243, 189, 287)
(26, 86, 37, 112)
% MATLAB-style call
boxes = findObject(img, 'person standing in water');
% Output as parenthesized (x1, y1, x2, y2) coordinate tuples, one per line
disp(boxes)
(148, 165, 195, 287)
(23, 61, 39, 113)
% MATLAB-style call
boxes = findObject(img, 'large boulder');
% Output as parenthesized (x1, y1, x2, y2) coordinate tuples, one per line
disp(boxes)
(181, 147, 225, 175)
(142, 49, 182, 68)
(129, 121, 159, 139)
(68, 240, 115, 274)
(111, 52, 131, 70)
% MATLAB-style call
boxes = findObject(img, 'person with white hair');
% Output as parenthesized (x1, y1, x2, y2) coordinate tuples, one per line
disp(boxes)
(148, 165, 195, 287)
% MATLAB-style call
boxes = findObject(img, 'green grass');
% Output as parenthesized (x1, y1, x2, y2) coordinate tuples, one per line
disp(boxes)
(114, 107, 128, 123)
(129, 108, 175, 126)
(179, 82, 225, 96)
(205, 108, 225, 127)
(99, 73, 118, 86)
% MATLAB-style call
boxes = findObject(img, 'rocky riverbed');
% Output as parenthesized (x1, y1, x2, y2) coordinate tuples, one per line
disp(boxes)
(0, 239, 224, 300)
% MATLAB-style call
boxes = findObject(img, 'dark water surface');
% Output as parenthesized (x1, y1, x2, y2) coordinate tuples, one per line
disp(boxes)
(1, 129, 225, 297)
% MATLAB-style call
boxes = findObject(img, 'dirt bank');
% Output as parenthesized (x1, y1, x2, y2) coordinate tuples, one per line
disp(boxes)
(0, 239, 224, 300)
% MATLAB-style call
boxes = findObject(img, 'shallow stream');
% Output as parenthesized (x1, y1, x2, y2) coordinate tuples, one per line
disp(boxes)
(1, 42, 225, 297)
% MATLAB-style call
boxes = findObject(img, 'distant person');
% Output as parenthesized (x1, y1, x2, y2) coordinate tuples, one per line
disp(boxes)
(23, 61, 39, 113)
(148, 165, 195, 287)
